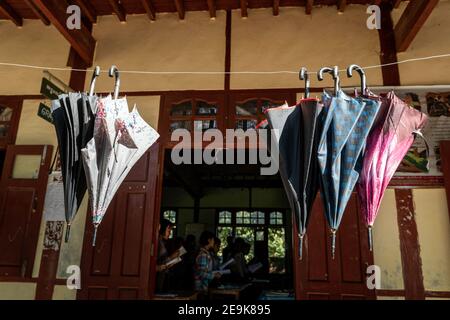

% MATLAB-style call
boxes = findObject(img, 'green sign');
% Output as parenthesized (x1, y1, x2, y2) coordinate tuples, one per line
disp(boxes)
(40, 78, 64, 100)
(38, 103, 53, 124)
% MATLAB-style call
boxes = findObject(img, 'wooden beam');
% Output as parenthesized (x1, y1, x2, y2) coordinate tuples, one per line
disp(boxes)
(337, 0, 347, 12)
(273, 0, 279, 16)
(24, 0, 50, 25)
(305, 0, 313, 15)
(207, 0, 216, 19)
(141, 0, 156, 20)
(395, 189, 426, 300)
(395, 0, 439, 52)
(240, 0, 248, 18)
(0, 0, 23, 26)
(391, 0, 402, 8)
(378, 2, 400, 86)
(174, 0, 185, 20)
(107, 0, 126, 22)
(440, 141, 450, 223)
(72, 0, 97, 24)
(33, 0, 96, 66)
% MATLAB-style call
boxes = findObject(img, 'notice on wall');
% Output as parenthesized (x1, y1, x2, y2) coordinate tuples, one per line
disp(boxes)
(43, 172, 66, 221)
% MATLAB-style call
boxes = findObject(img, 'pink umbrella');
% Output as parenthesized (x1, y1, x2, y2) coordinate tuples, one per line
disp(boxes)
(357, 91, 428, 250)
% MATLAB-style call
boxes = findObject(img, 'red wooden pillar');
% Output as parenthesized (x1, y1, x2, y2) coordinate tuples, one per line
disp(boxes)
(439, 141, 450, 222)
(395, 189, 425, 300)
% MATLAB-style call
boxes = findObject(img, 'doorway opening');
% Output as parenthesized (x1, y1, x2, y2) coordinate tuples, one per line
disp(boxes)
(156, 149, 295, 300)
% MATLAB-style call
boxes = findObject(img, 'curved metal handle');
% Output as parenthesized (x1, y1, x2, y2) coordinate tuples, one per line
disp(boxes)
(299, 67, 310, 99)
(89, 66, 101, 96)
(318, 66, 340, 95)
(347, 64, 366, 95)
(109, 65, 121, 99)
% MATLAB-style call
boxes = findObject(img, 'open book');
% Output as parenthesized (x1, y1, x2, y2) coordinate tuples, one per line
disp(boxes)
(219, 258, 235, 270)
(163, 256, 182, 268)
(248, 262, 263, 274)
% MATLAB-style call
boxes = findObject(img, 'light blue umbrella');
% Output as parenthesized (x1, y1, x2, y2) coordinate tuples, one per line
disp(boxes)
(317, 66, 380, 258)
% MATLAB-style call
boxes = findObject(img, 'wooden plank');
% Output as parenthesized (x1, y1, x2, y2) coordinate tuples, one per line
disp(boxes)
(395, 0, 439, 52)
(0, 0, 23, 26)
(174, 0, 185, 20)
(273, 0, 279, 16)
(391, 0, 403, 9)
(378, 2, 400, 86)
(305, 0, 313, 15)
(33, 0, 96, 66)
(107, 0, 126, 22)
(395, 189, 426, 300)
(24, 0, 50, 25)
(207, 0, 216, 19)
(337, 0, 347, 12)
(240, 0, 248, 18)
(440, 141, 450, 222)
(141, 0, 156, 21)
(73, 0, 97, 24)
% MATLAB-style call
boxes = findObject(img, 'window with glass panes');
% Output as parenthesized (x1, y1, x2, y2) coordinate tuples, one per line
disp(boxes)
(216, 209, 287, 274)
(162, 209, 177, 239)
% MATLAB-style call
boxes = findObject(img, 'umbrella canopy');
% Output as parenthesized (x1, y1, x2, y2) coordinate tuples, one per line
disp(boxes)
(318, 90, 381, 258)
(51, 92, 97, 241)
(82, 96, 159, 245)
(264, 98, 324, 259)
(357, 91, 428, 250)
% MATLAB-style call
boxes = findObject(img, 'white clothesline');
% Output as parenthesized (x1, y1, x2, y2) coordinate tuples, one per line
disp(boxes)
(0, 53, 449, 75)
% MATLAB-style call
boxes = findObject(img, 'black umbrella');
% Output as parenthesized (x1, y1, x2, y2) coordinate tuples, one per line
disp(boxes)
(51, 67, 100, 242)
(263, 68, 324, 259)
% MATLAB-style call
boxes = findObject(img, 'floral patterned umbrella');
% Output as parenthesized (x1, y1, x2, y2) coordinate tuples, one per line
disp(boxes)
(81, 96, 159, 245)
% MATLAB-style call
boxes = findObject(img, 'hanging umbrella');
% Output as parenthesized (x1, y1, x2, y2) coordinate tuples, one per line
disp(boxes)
(51, 67, 100, 241)
(82, 66, 160, 245)
(357, 90, 428, 250)
(317, 66, 381, 258)
(262, 68, 324, 259)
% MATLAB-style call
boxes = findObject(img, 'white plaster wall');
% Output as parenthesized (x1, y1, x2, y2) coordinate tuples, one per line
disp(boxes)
(0, 20, 71, 95)
(89, 12, 226, 92)
(231, 6, 383, 89)
(392, 0, 450, 85)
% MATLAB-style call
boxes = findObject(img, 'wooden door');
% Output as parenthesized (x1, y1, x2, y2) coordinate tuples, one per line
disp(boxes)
(293, 193, 376, 300)
(0, 97, 22, 149)
(0, 145, 53, 278)
(77, 143, 160, 300)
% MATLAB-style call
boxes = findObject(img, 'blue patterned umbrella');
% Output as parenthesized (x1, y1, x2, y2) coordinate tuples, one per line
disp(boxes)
(318, 89, 380, 258)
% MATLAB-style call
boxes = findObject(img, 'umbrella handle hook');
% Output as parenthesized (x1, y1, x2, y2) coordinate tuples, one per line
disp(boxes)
(318, 66, 340, 96)
(299, 67, 310, 99)
(109, 65, 121, 99)
(89, 66, 101, 97)
(347, 64, 367, 95)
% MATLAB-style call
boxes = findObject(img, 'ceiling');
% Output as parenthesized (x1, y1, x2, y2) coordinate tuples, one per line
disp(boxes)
(0, 0, 408, 22)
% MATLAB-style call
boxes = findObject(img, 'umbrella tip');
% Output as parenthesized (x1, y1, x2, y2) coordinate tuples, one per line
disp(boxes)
(92, 225, 99, 247)
(331, 229, 337, 259)
(368, 226, 373, 252)
(65, 224, 71, 243)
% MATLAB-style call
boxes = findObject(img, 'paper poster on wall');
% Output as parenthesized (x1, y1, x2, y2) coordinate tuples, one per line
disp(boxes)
(43, 172, 66, 221)
(369, 87, 450, 177)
